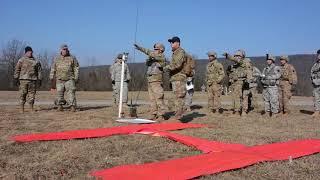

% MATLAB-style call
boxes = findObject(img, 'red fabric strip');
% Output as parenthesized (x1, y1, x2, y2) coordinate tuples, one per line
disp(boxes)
(11, 123, 206, 142)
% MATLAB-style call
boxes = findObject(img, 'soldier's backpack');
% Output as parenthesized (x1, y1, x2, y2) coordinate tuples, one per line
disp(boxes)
(183, 54, 196, 77)
(289, 64, 298, 85)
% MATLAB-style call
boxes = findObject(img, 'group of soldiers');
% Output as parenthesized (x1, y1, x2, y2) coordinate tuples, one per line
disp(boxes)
(14, 44, 79, 113)
(13, 37, 320, 120)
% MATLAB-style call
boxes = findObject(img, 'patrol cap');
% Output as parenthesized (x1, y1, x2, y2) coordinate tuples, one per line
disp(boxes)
(60, 44, 69, 50)
(25, 46, 33, 53)
(279, 55, 289, 62)
(317, 49, 320, 54)
(207, 51, 217, 57)
(168, 36, 180, 43)
(117, 53, 123, 59)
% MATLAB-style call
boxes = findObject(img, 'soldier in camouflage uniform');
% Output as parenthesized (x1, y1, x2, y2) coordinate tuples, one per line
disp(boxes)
(224, 50, 253, 116)
(110, 54, 131, 107)
(310, 49, 320, 118)
(50, 44, 79, 112)
(109, 58, 120, 107)
(206, 51, 225, 113)
(279, 55, 297, 115)
(164, 36, 187, 121)
(14, 46, 42, 113)
(261, 54, 281, 117)
(134, 43, 166, 121)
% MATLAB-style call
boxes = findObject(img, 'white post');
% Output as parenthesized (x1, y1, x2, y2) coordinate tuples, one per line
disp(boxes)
(118, 55, 126, 118)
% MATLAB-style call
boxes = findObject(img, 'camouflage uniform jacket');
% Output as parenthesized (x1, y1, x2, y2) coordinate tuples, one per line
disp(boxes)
(137, 46, 165, 82)
(14, 56, 42, 80)
(50, 55, 79, 81)
(280, 63, 295, 84)
(110, 61, 131, 82)
(226, 56, 252, 83)
(261, 63, 281, 87)
(206, 60, 225, 85)
(167, 47, 187, 82)
(311, 60, 320, 80)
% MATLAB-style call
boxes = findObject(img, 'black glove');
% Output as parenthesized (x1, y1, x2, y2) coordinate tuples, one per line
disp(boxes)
(134, 44, 140, 50)
(112, 80, 115, 84)
(126, 80, 130, 83)
(14, 78, 19, 86)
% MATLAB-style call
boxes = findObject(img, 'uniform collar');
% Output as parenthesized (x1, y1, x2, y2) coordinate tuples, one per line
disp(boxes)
(172, 47, 182, 54)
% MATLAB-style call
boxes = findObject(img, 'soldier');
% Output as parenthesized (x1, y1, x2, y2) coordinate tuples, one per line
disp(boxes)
(110, 53, 131, 112)
(164, 36, 187, 121)
(279, 55, 297, 115)
(134, 43, 166, 121)
(224, 50, 253, 116)
(310, 49, 320, 117)
(261, 54, 281, 117)
(206, 51, 225, 113)
(50, 44, 79, 112)
(14, 46, 42, 113)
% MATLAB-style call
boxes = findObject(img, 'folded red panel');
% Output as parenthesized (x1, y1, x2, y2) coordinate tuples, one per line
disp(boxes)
(91, 139, 320, 180)
(11, 123, 206, 142)
(139, 131, 247, 153)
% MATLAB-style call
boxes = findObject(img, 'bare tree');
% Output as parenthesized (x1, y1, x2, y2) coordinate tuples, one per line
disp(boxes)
(0, 39, 26, 89)
(36, 51, 55, 90)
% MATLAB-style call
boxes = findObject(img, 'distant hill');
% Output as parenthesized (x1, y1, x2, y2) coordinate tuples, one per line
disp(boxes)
(0, 54, 317, 96)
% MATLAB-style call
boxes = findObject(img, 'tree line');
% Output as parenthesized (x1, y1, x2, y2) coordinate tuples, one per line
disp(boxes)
(0, 39, 316, 96)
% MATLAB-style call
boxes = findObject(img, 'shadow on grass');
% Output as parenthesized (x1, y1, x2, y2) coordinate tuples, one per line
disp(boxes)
(190, 105, 203, 110)
(181, 112, 206, 123)
(78, 106, 109, 111)
(299, 109, 314, 115)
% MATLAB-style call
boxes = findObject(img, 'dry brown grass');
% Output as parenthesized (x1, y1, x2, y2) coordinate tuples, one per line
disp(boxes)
(0, 91, 319, 179)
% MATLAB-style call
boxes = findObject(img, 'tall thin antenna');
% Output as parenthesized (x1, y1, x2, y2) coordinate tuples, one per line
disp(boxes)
(132, 0, 139, 63)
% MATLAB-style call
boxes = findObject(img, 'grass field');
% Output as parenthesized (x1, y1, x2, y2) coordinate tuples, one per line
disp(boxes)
(0, 91, 319, 179)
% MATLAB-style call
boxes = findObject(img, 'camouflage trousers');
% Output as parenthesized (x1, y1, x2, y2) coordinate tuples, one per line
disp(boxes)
(185, 89, 194, 108)
(56, 79, 77, 106)
(279, 81, 292, 113)
(114, 81, 128, 104)
(148, 81, 166, 116)
(171, 80, 186, 114)
(19, 80, 36, 105)
(207, 83, 221, 110)
(230, 81, 249, 112)
(313, 85, 320, 111)
(263, 86, 279, 113)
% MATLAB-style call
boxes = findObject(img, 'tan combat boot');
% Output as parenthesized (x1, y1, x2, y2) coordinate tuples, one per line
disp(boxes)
(70, 106, 76, 112)
(311, 111, 320, 118)
(57, 105, 63, 112)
